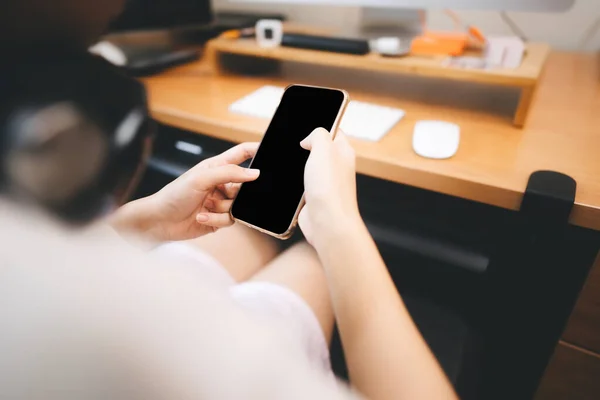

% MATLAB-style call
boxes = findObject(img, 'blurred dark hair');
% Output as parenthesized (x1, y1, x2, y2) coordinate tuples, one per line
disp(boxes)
(0, 0, 127, 53)
(0, 54, 153, 224)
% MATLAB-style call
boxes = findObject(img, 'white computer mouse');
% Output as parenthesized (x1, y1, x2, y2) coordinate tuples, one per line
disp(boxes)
(88, 41, 128, 67)
(412, 120, 460, 159)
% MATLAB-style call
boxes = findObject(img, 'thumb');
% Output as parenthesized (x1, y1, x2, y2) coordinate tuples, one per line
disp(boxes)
(300, 128, 332, 151)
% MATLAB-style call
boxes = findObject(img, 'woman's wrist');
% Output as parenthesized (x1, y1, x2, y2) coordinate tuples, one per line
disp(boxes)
(110, 196, 163, 243)
(311, 212, 369, 254)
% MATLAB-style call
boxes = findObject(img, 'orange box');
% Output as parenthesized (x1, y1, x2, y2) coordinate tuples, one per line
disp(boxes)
(411, 32, 469, 56)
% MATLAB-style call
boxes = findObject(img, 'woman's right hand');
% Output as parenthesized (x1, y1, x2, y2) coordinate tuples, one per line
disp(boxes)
(299, 128, 363, 248)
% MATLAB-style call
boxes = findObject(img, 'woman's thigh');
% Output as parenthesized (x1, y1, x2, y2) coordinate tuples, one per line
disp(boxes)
(249, 242, 334, 343)
(185, 223, 280, 283)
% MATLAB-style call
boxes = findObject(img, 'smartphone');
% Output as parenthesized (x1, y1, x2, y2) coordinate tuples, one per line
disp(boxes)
(231, 84, 349, 239)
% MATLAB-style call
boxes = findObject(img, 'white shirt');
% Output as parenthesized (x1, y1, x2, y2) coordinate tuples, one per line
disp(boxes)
(0, 201, 361, 400)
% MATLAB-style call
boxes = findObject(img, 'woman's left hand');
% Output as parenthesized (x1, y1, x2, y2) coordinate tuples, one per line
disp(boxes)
(111, 142, 259, 243)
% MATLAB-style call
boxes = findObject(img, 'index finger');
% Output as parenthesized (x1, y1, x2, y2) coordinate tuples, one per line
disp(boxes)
(196, 164, 260, 190)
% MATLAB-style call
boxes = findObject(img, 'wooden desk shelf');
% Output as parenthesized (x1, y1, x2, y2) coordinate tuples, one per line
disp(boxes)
(206, 36, 551, 127)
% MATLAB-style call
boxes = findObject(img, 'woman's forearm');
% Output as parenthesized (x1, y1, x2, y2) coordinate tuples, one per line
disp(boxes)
(315, 220, 457, 400)
(108, 197, 163, 248)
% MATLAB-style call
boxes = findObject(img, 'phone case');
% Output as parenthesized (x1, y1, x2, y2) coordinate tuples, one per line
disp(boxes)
(231, 84, 349, 240)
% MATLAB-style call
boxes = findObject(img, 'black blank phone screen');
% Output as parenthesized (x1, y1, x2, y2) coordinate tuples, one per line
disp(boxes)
(231, 85, 345, 236)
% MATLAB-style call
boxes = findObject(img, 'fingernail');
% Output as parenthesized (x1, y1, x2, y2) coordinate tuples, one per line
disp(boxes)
(245, 168, 260, 177)
(196, 213, 209, 223)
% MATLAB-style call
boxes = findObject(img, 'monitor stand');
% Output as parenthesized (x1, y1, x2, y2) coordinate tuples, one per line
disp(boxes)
(342, 8, 424, 40)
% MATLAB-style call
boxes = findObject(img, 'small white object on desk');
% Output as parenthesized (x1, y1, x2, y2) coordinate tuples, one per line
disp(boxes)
(443, 56, 491, 70)
(255, 19, 284, 48)
(485, 36, 525, 69)
(412, 120, 460, 159)
(229, 85, 405, 142)
(229, 86, 285, 119)
(339, 101, 405, 141)
(370, 37, 411, 57)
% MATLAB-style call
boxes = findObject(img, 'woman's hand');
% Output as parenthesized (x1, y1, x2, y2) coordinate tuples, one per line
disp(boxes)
(111, 142, 259, 243)
(300, 129, 459, 400)
(299, 128, 363, 248)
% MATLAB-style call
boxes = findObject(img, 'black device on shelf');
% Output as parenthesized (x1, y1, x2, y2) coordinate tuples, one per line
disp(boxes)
(214, 11, 287, 31)
(282, 33, 370, 55)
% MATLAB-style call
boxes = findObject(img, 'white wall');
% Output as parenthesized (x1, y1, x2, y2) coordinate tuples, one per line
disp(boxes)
(214, 0, 600, 51)
(215, 0, 359, 27)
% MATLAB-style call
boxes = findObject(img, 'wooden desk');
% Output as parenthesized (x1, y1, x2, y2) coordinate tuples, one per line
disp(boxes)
(143, 51, 600, 231)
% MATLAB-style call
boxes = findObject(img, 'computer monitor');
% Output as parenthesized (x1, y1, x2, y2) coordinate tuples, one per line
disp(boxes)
(232, 0, 575, 12)
(109, 0, 214, 33)
(232, 0, 574, 37)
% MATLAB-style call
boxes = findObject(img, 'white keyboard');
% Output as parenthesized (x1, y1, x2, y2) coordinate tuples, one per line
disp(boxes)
(229, 85, 405, 142)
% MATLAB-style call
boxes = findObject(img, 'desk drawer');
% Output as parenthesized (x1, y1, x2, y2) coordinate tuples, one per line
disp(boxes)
(134, 124, 238, 199)
(152, 124, 235, 169)
(563, 255, 600, 353)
